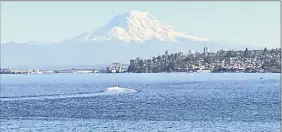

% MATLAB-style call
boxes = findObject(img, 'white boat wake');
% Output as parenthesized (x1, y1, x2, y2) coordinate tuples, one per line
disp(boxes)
(0, 86, 137, 101)
(106, 86, 137, 93)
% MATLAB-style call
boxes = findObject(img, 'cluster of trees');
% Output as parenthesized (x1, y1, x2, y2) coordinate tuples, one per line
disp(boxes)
(128, 50, 212, 73)
(127, 48, 281, 73)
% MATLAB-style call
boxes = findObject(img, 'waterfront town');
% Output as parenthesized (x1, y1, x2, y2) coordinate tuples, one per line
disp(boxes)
(1, 47, 281, 74)
(128, 47, 281, 73)
(0, 64, 129, 74)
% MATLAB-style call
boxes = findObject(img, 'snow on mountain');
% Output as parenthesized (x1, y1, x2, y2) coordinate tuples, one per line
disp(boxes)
(1, 10, 260, 68)
(72, 10, 209, 43)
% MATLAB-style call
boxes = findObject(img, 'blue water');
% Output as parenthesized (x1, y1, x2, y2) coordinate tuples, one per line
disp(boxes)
(0, 73, 280, 132)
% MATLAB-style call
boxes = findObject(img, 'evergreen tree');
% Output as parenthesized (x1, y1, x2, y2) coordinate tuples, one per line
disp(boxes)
(263, 47, 267, 53)
(244, 48, 249, 58)
(165, 50, 168, 55)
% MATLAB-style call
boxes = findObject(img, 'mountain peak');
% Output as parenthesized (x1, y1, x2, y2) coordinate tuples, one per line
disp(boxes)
(72, 11, 209, 43)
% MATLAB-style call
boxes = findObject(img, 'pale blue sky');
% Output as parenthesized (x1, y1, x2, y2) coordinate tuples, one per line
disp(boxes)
(1, 1, 280, 47)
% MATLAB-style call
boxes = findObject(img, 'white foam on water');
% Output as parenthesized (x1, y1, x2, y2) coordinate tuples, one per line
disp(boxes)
(0, 87, 136, 101)
(106, 86, 137, 93)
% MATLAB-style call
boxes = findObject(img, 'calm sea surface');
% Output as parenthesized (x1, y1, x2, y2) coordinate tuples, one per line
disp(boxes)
(0, 73, 280, 132)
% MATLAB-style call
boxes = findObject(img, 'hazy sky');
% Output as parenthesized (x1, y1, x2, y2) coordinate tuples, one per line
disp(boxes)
(1, 1, 280, 47)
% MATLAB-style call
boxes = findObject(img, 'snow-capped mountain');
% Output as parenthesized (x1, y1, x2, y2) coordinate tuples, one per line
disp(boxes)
(72, 10, 209, 43)
(1, 10, 259, 68)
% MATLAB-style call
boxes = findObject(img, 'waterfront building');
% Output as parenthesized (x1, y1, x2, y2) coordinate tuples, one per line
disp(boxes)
(106, 63, 129, 73)
(196, 69, 211, 73)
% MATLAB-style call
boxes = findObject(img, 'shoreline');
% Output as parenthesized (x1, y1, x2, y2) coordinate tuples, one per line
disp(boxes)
(0, 72, 280, 75)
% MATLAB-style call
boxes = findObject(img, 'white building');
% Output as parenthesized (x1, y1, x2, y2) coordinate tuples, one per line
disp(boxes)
(196, 69, 211, 73)
(107, 63, 129, 73)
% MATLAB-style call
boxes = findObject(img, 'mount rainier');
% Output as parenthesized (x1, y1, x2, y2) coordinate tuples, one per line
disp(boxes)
(1, 10, 258, 68)
(71, 11, 209, 43)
